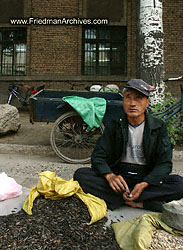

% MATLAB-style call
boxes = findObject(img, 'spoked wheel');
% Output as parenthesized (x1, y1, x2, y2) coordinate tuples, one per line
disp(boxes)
(50, 111, 104, 164)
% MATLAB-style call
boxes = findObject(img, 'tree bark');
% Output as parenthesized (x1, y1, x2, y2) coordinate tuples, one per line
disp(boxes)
(137, 0, 165, 104)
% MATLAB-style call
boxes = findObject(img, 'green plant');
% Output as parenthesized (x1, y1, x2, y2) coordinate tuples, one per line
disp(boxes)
(152, 92, 180, 145)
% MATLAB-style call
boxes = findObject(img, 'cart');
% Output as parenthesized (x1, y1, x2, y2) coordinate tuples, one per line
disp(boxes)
(29, 89, 123, 164)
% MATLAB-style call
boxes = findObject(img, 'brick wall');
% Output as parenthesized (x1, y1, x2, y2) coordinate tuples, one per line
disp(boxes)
(30, 26, 80, 75)
(26, 0, 183, 79)
(26, 0, 134, 82)
(28, 0, 81, 76)
(162, 0, 183, 98)
(163, 0, 183, 77)
(1, 0, 183, 101)
(165, 81, 183, 99)
(127, 0, 137, 78)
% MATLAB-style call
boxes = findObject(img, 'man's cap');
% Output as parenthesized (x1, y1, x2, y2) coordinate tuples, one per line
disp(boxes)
(124, 79, 154, 97)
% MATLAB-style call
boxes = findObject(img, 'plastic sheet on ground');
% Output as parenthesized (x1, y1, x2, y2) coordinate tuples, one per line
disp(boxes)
(23, 171, 107, 225)
(0, 172, 22, 201)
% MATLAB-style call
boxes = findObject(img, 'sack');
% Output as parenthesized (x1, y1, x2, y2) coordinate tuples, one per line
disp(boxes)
(0, 172, 22, 201)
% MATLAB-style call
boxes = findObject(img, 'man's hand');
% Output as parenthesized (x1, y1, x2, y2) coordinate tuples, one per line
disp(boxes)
(104, 173, 130, 193)
(123, 182, 149, 201)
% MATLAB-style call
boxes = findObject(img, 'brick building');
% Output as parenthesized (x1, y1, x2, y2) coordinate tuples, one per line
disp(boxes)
(0, 0, 183, 102)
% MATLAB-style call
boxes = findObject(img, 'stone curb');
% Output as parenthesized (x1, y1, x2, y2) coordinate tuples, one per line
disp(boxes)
(0, 143, 55, 156)
(0, 143, 183, 160)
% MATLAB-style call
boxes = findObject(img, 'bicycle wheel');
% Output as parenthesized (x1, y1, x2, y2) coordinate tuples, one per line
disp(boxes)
(50, 111, 104, 164)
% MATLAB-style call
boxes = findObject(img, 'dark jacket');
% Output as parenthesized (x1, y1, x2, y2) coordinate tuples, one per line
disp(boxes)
(91, 111, 173, 186)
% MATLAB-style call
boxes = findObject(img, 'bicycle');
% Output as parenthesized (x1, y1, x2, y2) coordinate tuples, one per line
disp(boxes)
(153, 76, 183, 120)
(7, 83, 45, 107)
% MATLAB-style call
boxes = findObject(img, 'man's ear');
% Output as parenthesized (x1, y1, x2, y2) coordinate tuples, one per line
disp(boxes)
(146, 98, 150, 107)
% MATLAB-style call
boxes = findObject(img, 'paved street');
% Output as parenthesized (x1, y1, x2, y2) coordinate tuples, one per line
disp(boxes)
(0, 153, 82, 188)
(0, 110, 182, 225)
(0, 152, 152, 225)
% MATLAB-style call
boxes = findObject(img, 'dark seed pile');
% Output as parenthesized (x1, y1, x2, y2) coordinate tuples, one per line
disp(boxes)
(0, 197, 120, 250)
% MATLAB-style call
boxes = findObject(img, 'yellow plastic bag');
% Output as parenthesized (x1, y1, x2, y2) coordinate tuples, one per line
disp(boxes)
(23, 171, 107, 225)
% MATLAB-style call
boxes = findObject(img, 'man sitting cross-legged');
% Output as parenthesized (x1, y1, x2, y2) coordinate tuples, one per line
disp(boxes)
(74, 79, 183, 212)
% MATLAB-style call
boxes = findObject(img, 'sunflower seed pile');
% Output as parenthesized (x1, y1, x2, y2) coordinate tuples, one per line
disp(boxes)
(0, 196, 120, 250)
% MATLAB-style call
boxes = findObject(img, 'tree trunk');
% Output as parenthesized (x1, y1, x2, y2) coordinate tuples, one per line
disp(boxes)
(137, 0, 165, 105)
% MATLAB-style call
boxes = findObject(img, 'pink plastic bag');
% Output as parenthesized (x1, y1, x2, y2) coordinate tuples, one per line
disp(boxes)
(0, 172, 22, 201)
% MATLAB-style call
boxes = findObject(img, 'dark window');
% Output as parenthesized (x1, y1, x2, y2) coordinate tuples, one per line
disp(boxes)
(0, 29, 26, 76)
(0, 0, 24, 24)
(82, 26, 127, 75)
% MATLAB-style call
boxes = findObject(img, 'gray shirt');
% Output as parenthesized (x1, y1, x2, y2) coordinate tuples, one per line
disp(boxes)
(121, 121, 146, 165)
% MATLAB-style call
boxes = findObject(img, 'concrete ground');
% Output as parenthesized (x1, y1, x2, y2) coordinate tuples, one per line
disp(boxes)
(0, 110, 182, 226)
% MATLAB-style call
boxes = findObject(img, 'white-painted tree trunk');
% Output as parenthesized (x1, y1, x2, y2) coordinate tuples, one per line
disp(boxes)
(137, 0, 165, 105)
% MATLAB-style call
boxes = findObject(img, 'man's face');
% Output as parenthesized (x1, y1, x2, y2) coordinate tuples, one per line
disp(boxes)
(123, 89, 149, 120)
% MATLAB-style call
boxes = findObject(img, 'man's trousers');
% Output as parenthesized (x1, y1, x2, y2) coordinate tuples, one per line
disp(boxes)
(73, 167, 183, 211)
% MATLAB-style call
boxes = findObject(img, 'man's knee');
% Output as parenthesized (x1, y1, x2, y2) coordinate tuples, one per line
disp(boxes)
(73, 168, 83, 181)
(73, 167, 94, 182)
(175, 175, 183, 194)
(165, 174, 183, 194)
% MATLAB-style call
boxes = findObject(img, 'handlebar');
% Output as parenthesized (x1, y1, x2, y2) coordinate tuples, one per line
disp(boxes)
(164, 76, 183, 82)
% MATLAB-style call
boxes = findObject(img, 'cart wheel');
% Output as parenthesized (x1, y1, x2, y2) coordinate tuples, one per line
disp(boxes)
(50, 111, 104, 164)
